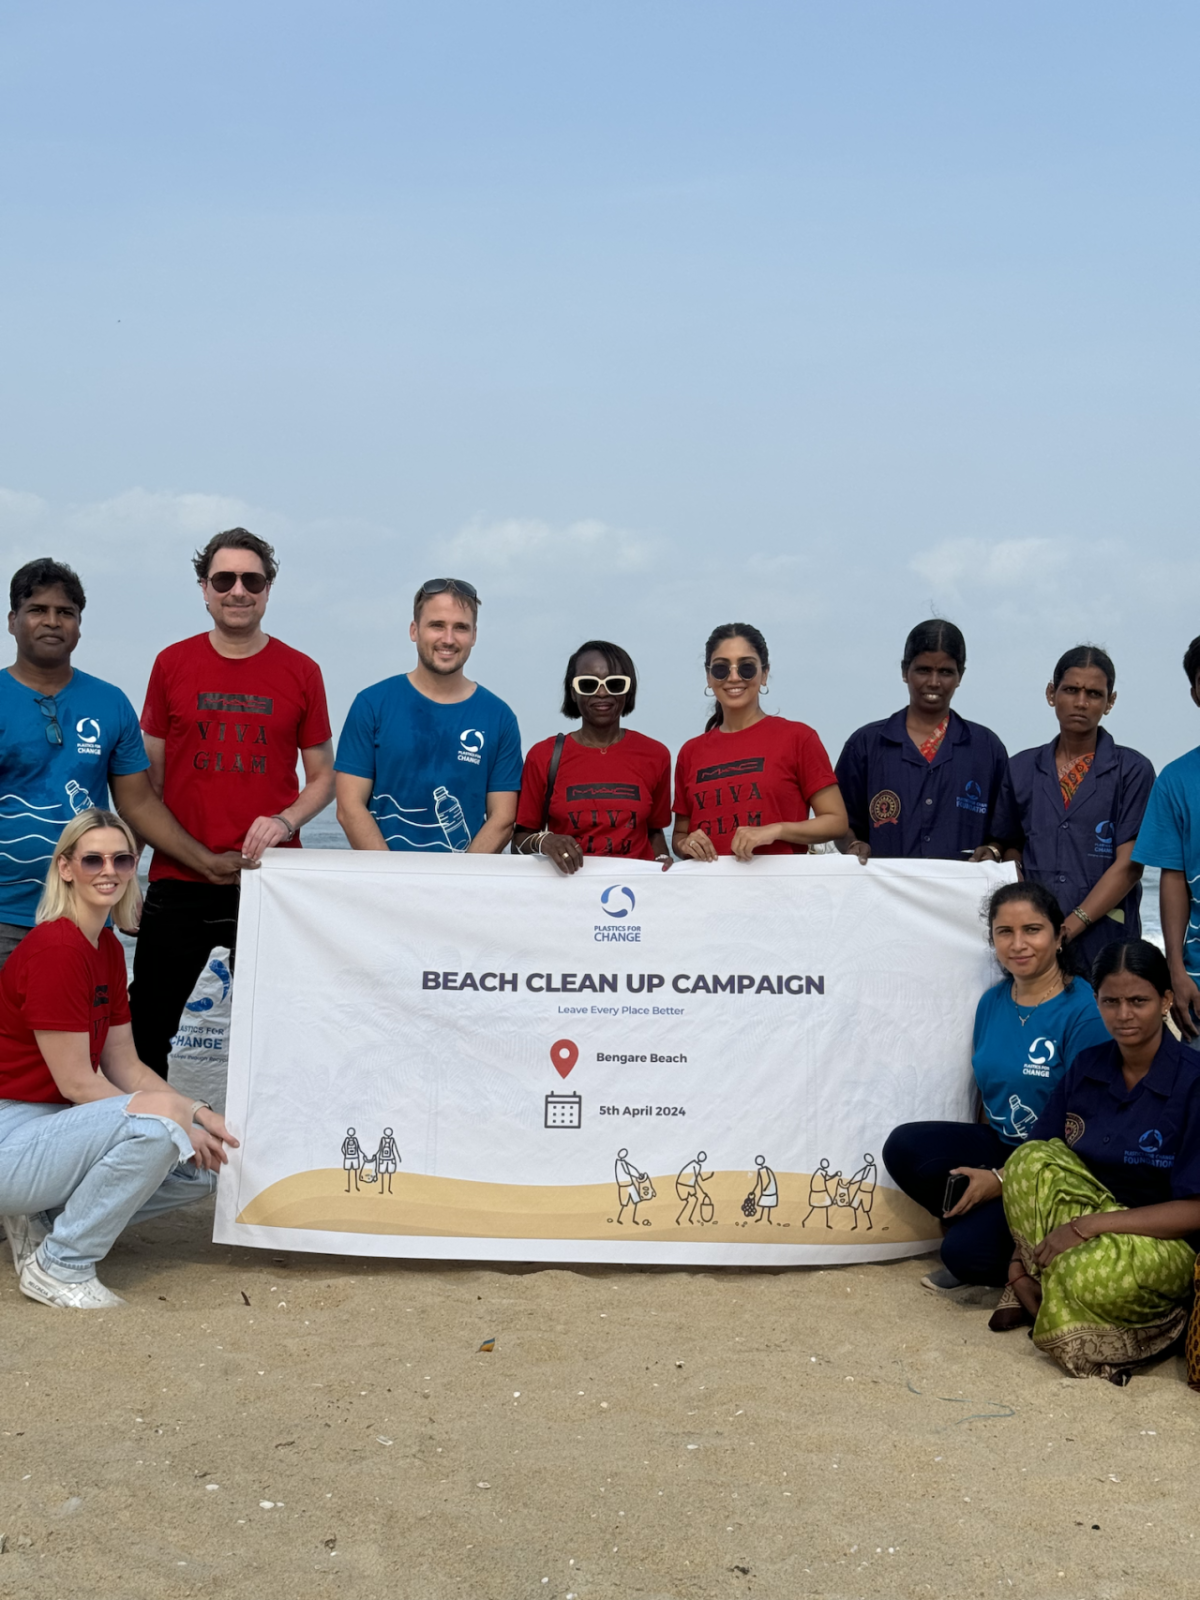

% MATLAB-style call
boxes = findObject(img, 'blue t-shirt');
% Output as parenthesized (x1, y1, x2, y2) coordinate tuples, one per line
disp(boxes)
(971, 977, 1110, 1145)
(0, 668, 149, 925)
(335, 675, 523, 851)
(1030, 1032, 1200, 1209)
(1132, 747, 1200, 981)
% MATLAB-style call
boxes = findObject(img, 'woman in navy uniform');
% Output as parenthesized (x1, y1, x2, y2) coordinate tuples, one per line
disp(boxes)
(992, 645, 1154, 974)
(835, 619, 1008, 862)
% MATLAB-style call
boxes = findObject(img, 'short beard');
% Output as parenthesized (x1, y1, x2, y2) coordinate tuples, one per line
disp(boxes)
(417, 644, 465, 676)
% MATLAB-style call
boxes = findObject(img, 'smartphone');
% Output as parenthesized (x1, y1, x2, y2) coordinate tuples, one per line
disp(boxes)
(943, 1172, 969, 1213)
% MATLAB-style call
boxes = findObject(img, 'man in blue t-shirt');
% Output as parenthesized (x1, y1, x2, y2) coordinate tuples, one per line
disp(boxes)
(0, 558, 247, 967)
(1133, 634, 1200, 1045)
(335, 578, 522, 853)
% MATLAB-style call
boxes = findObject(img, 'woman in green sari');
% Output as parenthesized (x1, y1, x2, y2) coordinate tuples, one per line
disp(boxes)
(1000, 940, 1200, 1384)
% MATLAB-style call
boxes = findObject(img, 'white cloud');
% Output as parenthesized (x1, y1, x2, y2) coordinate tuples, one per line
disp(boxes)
(446, 516, 655, 575)
(909, 536, 1067, 596)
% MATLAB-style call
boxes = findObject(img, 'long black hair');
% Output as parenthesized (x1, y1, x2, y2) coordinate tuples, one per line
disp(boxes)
(703, 623, 769, 733)
(1090, 938, 1172, 997)
(986, 881, 1074, 981)
(902, 618, 966, 674)
(561, 640, 638, 718)
(1052, 644, 1116, 694)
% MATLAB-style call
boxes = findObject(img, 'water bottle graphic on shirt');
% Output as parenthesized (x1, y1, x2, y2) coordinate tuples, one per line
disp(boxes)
(433, 787, 472, 852)
(65, 780, 94, 815)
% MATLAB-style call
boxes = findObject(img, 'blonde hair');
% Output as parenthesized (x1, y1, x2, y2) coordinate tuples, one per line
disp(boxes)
(36, 809, 142, 929)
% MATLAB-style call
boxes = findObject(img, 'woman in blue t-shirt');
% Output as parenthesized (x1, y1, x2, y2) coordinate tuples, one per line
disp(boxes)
(883, 882, 1109, 1321)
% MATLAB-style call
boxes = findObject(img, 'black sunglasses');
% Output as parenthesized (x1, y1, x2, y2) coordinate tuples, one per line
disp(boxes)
(35, 695, 63, 746)
(208, 570, 269, 594)
(708, 659, 761, 681)
(416, 577, 480, 604)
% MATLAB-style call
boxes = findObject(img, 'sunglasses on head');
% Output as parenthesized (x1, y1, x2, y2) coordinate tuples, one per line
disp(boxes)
(572, 674, 631, 697)
(75, 851, 138, 875)
(416, 577, 479, 603)
(708, 659, 761, 681)
(207, 570, 269, 594)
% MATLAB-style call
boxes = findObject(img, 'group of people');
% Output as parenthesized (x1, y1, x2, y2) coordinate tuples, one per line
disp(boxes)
(2, 529, 1200, 1385)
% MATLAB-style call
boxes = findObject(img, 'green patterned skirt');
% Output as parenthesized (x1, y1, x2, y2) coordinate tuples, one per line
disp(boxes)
(1002, 1139, 1195, 1380)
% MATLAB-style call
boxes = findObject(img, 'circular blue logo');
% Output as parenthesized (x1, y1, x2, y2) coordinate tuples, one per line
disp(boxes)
(600, 885, 636, 918)
(1027, 1036, 1056, 1066)
(1139, 1129, 1164, 1154)
(964, 779, 982, 800)
(459, 728, 485, 753)
(1096, 819, 1114, 840)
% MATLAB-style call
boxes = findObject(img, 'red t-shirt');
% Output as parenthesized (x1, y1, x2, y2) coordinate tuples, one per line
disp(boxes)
(516, 730, 672, 861)
(141, 633, 332, 882)
(672, 716, 838, 855)
(0, 921, 130, 1104)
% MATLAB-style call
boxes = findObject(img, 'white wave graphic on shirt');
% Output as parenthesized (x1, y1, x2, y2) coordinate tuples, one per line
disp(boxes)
(371, 790, 471, 852)
(0, 785, 94, 884)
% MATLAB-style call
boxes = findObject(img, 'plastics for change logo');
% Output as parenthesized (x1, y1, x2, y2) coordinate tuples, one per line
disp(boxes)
(595, 884, 640, 943)
(600, 885, 636, 918)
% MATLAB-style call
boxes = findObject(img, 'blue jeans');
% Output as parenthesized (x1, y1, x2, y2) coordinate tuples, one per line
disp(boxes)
(0, 1096, 215, 1282)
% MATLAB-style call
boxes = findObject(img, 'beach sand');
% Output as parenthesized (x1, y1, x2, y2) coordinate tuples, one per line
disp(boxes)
(2, 1197, 1198, 1600)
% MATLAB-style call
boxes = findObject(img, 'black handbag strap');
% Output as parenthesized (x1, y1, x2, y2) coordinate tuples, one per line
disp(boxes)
(541, 732, 566, 829)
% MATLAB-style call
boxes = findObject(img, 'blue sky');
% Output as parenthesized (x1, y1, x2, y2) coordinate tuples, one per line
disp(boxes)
(1, 2, 1196, 771)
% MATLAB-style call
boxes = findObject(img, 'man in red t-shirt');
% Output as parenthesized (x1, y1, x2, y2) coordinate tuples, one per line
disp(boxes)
(129, 528, 334, 1075)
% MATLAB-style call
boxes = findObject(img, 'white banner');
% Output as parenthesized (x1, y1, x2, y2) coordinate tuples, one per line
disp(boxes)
(214, 852, 1013, 1266)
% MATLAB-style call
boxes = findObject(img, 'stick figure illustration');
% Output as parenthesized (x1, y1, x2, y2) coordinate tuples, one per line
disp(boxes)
(752, 1155, 778, 1223)
(846, 1153, 877, 1231)
(614, 1148, 650, 1225)
(803, 1158, 839, 1228)
(675, 1151, 714, 1226)
(374, 1127, 401, 1194)
(342, 1127, 364, 1192)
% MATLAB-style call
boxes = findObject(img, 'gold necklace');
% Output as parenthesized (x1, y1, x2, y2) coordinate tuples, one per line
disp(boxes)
(1012, 970, 1064, 1024)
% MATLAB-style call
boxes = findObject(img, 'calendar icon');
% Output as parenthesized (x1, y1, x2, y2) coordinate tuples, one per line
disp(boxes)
(544, 1092, 582, 1129)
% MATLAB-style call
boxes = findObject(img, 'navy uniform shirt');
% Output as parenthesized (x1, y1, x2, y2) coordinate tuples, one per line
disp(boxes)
(835, 708, 1008, 859)
(1030, 1032, 1200, 1209)
(993, 727, 1154, 974)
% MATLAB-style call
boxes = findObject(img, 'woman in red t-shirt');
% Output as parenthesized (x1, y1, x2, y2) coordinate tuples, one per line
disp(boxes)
(0, 809, 238, 1310)
(672, 623, 848, 860)
(513, 641, 672, 873)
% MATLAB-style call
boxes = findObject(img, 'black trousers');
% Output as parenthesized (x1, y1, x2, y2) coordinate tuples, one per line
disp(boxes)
(130, 881, 240, 1079)
(882, 1121, 1014, 1287)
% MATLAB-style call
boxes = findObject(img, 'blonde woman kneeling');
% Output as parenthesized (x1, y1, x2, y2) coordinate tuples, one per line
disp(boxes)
(0, 809, 238, 1309)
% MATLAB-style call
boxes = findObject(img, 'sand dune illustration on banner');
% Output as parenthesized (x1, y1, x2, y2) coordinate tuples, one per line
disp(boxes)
(236, 1164, 938, 1243)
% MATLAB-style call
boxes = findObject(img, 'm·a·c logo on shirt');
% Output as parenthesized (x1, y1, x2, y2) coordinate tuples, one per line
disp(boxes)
(695, 757, 765, 784)
(197, 692, 274, 715)
(458, 729, 484, 765)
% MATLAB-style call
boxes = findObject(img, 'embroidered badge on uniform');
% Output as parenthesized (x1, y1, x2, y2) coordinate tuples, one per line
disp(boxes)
(869, 789, 901, 827)
(1064, 1113, 1085, 1147)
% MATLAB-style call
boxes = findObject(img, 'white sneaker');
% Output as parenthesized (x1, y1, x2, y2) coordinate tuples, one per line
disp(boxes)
(2, 1213, 49, 1275)
(19, 1255, 126, 1309)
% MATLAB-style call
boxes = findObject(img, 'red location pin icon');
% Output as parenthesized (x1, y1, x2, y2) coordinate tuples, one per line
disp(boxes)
(550, 1039, 579, 1079)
